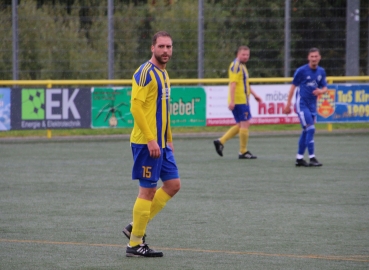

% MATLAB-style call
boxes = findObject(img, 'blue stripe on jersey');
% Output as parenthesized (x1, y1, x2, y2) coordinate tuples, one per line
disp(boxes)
(295, 87, 301, 112)
(231, 59, 248, 99)
(134, 62, 153, 87)
(230, 59, 240, 73)
(152, 68, 163, 148)
(243, 69, 247, 96)
(163, 72, 169, 143)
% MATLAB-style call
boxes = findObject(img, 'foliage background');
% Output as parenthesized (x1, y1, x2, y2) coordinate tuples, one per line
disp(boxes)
(0, 0, 368, 80)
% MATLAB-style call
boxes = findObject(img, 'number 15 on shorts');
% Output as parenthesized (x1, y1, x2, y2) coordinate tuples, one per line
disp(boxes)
(142, 166, 152, 178)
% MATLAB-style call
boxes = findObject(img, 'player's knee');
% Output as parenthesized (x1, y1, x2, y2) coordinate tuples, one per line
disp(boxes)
(163, 179, 181, 196)
(306, 125, 315, 132)
(171, 179, 181, 194)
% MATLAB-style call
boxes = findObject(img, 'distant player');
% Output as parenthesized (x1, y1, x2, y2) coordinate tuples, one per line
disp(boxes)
(283, 48, 328, 167)
(123, 31, 181, 257)
(213, 46, 262, 159)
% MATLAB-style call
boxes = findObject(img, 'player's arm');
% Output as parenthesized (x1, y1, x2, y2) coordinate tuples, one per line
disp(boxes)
(284, 68, 301, 114)
(250, 87, 262, 103)
(130, 99, 160, 158)
(228, 82, 236, 110)
(228, 62, 242, 110)
(283, 84, 296, 114)
(166, 113, 174, 152)
(313, 86, 328, 96)
(313, 70, 328, 96)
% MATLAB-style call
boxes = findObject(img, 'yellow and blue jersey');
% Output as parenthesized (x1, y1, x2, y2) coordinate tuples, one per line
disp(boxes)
(130, 61, 171, 148)
(228, 59, 250, 104)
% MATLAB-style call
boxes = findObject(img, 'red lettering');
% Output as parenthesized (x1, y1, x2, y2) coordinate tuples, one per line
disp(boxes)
(277, 103, 284, 114)
(267, 103, 275, 114)
(258, 102, 266, 114)
(258, 102, 287, 115)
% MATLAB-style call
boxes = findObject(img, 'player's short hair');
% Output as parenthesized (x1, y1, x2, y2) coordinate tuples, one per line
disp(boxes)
(152, 31, 172, 46)
(308, 47, 320, 55)
(237, 46, 250, 53)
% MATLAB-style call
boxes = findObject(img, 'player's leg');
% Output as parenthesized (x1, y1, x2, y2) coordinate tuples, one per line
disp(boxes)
(219, 125, 240, 145)
(130, 185, 156, 247)
(297, 129, 307, 158)
(237, 105, 256, 159)
(125, 145, 164, 257)
(306, 113, 322, 166)
(214, 124, 240, 157)
(239, 120, 250, 154)
(126, 181, 164, 257)
(296, 109, 307, 160)
(295, 107, 309, 166)
(298, 109, 322, 167)
(305, 124, 315, 157)
(149, 146, 180, 221)
(148, 179, 180, 222)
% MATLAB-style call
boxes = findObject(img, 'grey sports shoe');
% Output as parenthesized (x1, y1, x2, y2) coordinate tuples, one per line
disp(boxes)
(239, 151, 257, 159)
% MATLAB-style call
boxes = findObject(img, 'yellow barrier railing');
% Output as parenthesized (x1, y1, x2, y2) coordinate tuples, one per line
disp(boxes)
(1, 76, 369, 87)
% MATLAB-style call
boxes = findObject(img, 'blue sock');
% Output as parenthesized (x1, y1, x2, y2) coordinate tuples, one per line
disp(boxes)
(297, 130, 307, 156)
(306, 125, 315, 156)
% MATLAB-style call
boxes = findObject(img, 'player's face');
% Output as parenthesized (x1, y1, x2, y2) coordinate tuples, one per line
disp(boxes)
(238, 49, 250, 64)
(151, 36, 173, 66)
(308, 51, 321, 68)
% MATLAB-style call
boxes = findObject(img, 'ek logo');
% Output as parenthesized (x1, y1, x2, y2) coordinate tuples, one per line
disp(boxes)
(22, 89, 80, 120)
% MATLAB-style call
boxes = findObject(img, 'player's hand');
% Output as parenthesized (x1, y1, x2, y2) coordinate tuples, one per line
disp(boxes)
(313, 88, 322, 96)
(228, 102, 235, 110)
(254, 95, 262, 103)
(283, 104, 291, 114)
(147, 140, 161, 158)
(167, 142, 174, 153)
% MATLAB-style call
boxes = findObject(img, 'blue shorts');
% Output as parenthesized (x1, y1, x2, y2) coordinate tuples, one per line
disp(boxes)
(295, 99, 316, 128)
(232, 104, 252, 123)
(131, 143, 179, 188)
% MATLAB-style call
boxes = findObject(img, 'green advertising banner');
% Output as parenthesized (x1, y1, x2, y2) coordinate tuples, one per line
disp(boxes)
(91, 88, 133, 128)
(170, 87, 206, 127)
(91, 87, 206, 128)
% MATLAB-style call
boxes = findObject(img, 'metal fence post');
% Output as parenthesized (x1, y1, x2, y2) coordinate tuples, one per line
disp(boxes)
(12, 0, 18, 80)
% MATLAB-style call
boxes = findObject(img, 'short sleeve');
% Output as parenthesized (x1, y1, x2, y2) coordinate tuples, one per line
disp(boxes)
(131, 66, 153, 102)
(229, 61, 241, 83)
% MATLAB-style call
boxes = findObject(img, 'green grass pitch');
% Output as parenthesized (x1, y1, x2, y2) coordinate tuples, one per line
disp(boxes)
(0, 133, 368, 269)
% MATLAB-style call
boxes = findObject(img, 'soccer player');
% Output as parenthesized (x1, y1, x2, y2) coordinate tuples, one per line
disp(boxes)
(123, 31, 181, 257)
(213, 46, 262, 159)
(283, 47, 328, 167)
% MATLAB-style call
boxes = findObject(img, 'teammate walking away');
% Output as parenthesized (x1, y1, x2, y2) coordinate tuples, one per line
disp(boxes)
(123, 31, 181, 257)
(283, 47, 328, 167)
(214, 46, 262, 159)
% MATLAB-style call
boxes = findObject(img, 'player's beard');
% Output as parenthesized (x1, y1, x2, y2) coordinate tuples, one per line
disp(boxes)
(310, 62, 318, 69)
(154, 53, 171, 65)
(239, 58, 249, 65)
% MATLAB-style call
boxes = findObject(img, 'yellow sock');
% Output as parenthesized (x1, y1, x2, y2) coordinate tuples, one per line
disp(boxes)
(149, 187, 172, 221)
(130, 197, 151, 247)
(239, 128, 249, 154)
(220, 125, 240, 145)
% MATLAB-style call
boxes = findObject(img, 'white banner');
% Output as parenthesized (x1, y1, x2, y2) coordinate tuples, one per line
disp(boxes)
(205, 84, 300, 126)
